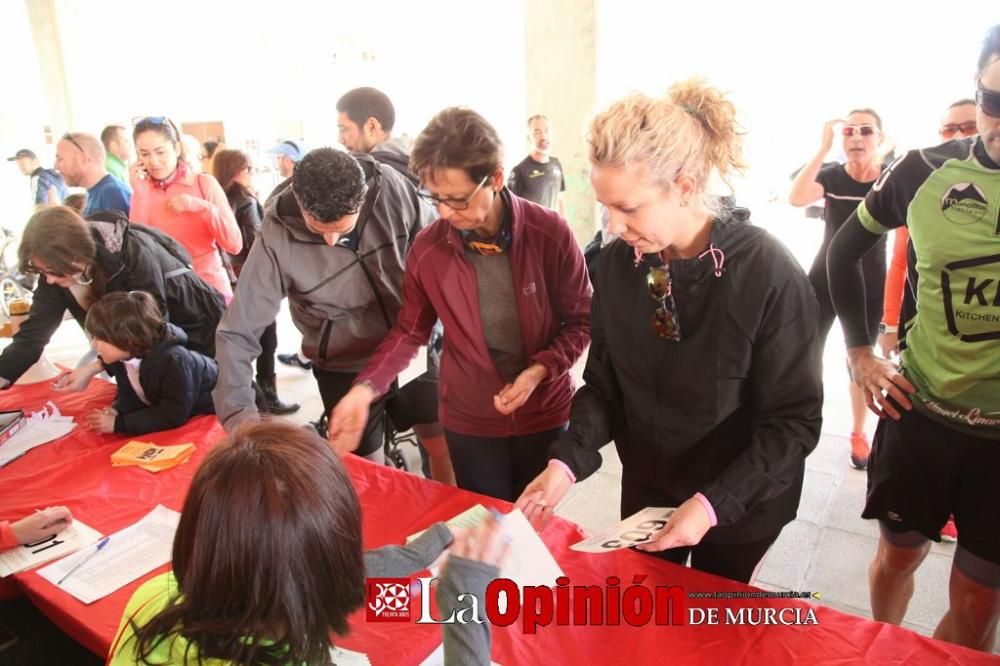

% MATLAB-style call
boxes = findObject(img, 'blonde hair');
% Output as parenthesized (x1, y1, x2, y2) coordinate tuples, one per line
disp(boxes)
(588, 78, 746, 216)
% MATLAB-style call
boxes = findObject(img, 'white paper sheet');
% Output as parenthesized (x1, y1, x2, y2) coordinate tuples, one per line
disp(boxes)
(497, 508, 564, 588)
(0, 519, 102, 577)
(329, 645, 372, 665)
(38, 505, 180, 604)
(570, 507, 676, 553)
(0, 402, 75, 467)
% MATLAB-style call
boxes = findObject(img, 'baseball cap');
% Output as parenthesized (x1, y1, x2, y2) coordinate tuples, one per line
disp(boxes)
(6, 149, 37, 161)
(267, 140, 305, 161)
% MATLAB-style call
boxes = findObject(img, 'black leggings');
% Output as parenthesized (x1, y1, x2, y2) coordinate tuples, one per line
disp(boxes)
(444, 425, 565, 501)
(645, 532, 780, 584)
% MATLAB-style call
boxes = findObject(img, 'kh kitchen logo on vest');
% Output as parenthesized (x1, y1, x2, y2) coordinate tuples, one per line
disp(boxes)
(941, 182, 988, 226)
(942, 254, 1000, 342)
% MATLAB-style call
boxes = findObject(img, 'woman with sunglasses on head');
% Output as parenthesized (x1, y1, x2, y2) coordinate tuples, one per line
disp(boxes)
(789, 108, 888, 471)
(0, 207, 225, 391)
(129, 117, 241, 302)
(329, 107, 591, 502)
(516, 79, 823, 584)
(212, 149, 299, 416)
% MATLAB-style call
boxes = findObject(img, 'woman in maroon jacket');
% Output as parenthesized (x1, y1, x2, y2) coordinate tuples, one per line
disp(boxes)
(329, 107, 591, 501)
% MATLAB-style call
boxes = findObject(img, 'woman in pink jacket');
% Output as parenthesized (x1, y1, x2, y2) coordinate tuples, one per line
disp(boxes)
(129, 117, 241, 301)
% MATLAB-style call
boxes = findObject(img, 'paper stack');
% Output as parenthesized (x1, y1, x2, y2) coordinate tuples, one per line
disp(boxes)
(111, 440, 196, 473)
(38, 505, 180, 604)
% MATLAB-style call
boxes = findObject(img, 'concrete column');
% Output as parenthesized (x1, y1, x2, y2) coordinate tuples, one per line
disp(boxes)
(23, 0, 73, 132)
(523, 0, 598, 243)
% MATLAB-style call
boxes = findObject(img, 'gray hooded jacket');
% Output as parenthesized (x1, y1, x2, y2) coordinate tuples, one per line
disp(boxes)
(213, 154, 435, 430)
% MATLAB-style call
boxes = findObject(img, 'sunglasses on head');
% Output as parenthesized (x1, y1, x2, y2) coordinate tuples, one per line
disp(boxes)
(939, 121, 978, 138)
(646, 265, 681, 341)
(61, 132, 85, 153)
(132, 116, 166, 128)
(842, 125, 880, 137)
(976, 84, 1000, 118)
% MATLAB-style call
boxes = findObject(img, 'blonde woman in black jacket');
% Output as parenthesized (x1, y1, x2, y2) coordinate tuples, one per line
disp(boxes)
(517, 79, 824, 583)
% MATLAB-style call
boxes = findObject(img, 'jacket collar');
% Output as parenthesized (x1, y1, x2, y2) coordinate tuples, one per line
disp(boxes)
(445, 187, 520, 255)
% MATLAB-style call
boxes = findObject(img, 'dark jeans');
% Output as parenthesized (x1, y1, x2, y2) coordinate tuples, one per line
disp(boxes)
(313, 368, 391, 457)
(255, 321, 278, 382)
(444, 425, 566, 501)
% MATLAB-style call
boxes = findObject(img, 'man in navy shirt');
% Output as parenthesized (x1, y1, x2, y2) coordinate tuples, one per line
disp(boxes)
(55, 132, 131, 217)
(7, 148, 67, 209)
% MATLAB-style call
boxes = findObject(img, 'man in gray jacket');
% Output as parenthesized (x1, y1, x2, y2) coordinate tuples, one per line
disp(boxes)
(213, 148, 436, 461)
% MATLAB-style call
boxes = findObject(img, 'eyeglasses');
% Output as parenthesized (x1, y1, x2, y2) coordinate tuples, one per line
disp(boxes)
(417, 174, 490, 211)
(976, 83, 1000, 118)
(61, 133, 85, 153)
(27, 261, 66, 278)
(842, 125, 881, 137)
(646, 265, 681, 341)
(938, 121, 978, 139)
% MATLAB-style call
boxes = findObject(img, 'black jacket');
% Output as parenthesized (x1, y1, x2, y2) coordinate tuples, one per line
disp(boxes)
(107, 324, 218, 435)
(0, 212, 225, 385)
(226, 188, 263, 277)
(551, 208, 823, 543)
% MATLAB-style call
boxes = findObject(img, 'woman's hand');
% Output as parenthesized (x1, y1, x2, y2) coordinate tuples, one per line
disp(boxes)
(515, 462, 574, 529)
(821, 118, 844, 155)
(328, 383, 377, 455)
(847, 346, 916, 419)
(635, 497, 712, 552)
(11, 506, 72, 544)
(494, 363, 547, 415)
(167, 194, 206, 215)
(85, 407, 117, 434)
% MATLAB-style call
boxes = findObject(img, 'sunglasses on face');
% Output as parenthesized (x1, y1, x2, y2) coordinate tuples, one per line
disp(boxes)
(939, 121, 979, 138)
(646, 265, 681, 341)
(842, 125, 880, 137)
(976, 84, 1000, 118)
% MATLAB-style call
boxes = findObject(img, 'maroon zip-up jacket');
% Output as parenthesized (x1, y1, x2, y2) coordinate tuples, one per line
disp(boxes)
(357, 190, 592, 437)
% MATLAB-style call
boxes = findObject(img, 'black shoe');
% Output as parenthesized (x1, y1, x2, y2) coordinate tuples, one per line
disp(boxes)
(277, 352, 312, 371)
(258, 375, 301, 415)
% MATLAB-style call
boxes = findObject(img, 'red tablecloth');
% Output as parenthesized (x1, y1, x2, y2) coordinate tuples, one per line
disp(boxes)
(0, 380, 994, 664)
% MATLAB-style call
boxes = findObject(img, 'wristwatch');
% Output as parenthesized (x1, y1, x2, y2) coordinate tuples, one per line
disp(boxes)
(878, 323, 898, 335)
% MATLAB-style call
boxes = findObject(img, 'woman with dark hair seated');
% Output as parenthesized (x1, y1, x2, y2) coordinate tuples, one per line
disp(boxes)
(0, 207, 225, 391)
(108, 420, 500, 665)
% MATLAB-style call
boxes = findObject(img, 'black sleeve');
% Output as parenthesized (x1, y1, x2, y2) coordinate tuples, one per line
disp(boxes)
(114, 357, 200, 435)
(0, 283, 69, 384)
(549, 277, 620, 481)
(860, 151, 931, 231)
(232, 201, 261, 264)
(700, 254, 824, 525)
(827, 216, 886, 348)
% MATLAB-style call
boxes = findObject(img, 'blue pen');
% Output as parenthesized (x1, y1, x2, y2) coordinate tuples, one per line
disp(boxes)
(56, 537, 110, 586)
